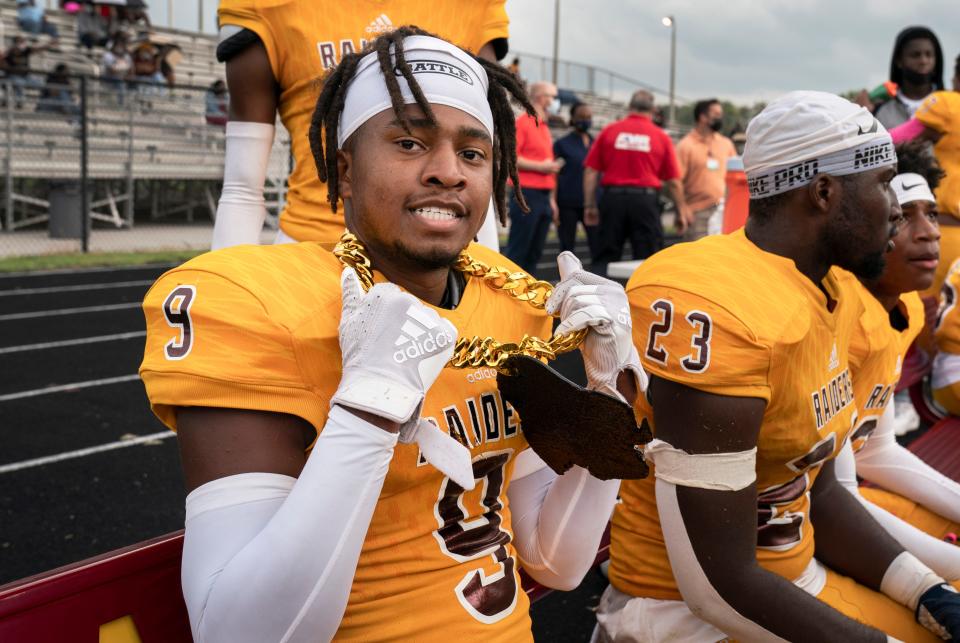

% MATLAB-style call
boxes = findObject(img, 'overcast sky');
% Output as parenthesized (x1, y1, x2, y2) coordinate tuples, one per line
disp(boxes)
(153, 1, 959, 106)
(504, 0, 960, 105)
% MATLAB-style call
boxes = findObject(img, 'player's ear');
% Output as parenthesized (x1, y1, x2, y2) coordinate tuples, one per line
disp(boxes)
(808, 174, 837, 214)
(337, 148, 353, 200)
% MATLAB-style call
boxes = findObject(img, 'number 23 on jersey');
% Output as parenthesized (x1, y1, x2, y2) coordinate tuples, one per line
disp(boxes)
(644, 299, 713, 373)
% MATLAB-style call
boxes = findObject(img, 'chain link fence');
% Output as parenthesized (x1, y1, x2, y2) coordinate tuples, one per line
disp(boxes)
(0, 71, 291, 260)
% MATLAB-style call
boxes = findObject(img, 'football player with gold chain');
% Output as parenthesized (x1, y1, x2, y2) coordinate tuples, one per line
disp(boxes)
(836, 142, 960, 587)
(140, 30, 645, 642)
(212, 0, 510, 250)
(596, 93, 960, 642)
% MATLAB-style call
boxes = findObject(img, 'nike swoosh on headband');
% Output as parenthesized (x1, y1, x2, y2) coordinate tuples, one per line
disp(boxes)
(902, 182, 925, 191)
(857, 119, 879, 136)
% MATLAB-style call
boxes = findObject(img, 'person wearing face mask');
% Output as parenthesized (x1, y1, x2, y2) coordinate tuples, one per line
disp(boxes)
(552, 102, 599, 257)
(875, 26, 944, 130)
(504, 81, 563, 273)
(675, 98, 737, 242)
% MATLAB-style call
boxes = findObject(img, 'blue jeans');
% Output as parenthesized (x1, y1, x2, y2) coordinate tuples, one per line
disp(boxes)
(504, 187, 552, 275)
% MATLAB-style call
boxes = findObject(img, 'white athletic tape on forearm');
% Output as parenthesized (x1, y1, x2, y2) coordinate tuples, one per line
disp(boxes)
(880, 551, 947, 611)
(212, 121, 275, 249)
(656, 479, 789, 642)
(644, 439, 757, 491)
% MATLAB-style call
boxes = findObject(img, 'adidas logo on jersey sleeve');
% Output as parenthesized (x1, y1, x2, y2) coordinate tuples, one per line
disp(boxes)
(394, 304, 454, 363)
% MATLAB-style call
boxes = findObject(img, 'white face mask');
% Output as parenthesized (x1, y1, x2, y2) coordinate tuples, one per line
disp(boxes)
(547, 97, 562, 116)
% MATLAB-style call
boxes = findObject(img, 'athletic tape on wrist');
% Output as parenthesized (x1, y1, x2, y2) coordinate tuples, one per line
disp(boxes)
(643, 439, 756, 491)
(880, 551, 946, 611)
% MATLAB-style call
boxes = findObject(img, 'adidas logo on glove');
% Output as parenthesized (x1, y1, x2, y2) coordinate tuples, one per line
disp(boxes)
(393, 304, 455, 363)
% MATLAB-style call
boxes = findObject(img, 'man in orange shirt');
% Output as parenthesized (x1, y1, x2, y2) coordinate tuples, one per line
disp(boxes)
(504, 81, 562, 273)
(675, 99, 737, 241)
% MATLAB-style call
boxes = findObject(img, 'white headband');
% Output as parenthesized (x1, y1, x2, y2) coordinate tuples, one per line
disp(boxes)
(747, 138, 897, 199)
(744, 91, 896, 199)
(892, 172, 937, 206)
(338, 35, 494, 148)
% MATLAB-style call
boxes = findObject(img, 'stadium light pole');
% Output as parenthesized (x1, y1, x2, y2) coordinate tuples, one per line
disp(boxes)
(551, 0, 560, 85)
(662, 15, 676, 127)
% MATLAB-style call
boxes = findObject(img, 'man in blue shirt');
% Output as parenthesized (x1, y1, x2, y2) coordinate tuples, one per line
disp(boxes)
(553, 102, 599, 258)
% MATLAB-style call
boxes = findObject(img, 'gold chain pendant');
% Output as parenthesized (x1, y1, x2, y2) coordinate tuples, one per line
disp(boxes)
(333, 232, 587, 370)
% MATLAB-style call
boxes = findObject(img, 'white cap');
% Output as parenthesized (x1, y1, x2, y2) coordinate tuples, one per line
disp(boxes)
(892, 173, 937, 206)
(744, 91, 896, 199)
(338, 35, 493, 148)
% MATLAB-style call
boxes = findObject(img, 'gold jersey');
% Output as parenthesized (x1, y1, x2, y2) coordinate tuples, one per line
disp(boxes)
(217, 0, 509, 244)
(610, 230, 862, 600)
(139, 242, 550, 641)
(916, 91, 960, 218)
(846, 276, 925, 451)
(935, 257, 960, 355)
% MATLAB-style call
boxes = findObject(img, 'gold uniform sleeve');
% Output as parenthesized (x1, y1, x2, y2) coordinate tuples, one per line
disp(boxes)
(628, 285, 772, 402)
(218, 0, 281, 81)
(139, 269, 326, 433)
(916, 91, 957, 134)
(936, 259, 960, 354)
(477, 1, 509, 51)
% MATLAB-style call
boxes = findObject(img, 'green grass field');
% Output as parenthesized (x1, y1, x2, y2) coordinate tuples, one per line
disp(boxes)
(0, 249, 205, 273)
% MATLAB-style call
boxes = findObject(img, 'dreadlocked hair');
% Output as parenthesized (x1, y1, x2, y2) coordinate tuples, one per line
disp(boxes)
(896, 140, 945, 190)
(307, 25, 537, 224)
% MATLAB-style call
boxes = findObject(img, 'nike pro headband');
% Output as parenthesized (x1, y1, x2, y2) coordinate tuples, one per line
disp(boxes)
(744, 91, 896, 199)
(338, 35, 494, 148)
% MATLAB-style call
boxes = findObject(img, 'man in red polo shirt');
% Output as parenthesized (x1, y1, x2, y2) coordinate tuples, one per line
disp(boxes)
(504, 81, 562, 273)
(583, 90, 690, 275)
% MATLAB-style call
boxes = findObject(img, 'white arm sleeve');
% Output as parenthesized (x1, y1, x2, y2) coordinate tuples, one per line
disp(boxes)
(835, 407, 960, 581)
(507, 449, 619, 591)
(211, 121, 275, 250)
(856, 399, 960, 523)
(655, 478, 788, 642)
(180, 405, 397, 643)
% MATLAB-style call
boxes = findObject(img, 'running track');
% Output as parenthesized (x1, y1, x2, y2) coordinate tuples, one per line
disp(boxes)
(0, 238, 613, 641)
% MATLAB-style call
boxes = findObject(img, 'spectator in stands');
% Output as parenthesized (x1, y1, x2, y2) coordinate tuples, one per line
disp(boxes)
(36, 63, 78, 117)
(553, 101, 598, 257)
(508, 56, 520, 77)
(583, 90, 690, 275)
(1, 35, 51, 109)
(101, 37, 131, 102)
(875, 27, 944, 129)
(77, 2, 108, 50)
(205, 79, 229, 126)
(675, 98, 737, 241)
(132, 41, 164, 93)
(16, 0, 59, 45)
(504, 81, 562, 274)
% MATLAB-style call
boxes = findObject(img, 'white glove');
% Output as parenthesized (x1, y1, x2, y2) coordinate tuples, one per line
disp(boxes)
(545, 252, 647, 401)
(331, 269, 475, 489)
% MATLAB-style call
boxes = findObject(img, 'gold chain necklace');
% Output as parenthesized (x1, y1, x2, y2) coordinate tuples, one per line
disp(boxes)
(334, 232, 587, 370)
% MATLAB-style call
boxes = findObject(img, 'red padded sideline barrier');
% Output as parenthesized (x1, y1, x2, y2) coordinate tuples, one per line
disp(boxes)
(905, 416, 960, 481)
(0, 531, 191, 643)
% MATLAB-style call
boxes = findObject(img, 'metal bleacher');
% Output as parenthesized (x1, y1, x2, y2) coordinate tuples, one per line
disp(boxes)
(0, 2, 291, 233)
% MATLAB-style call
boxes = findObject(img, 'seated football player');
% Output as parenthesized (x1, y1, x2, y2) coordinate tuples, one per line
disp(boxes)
(835, 143, 960, 585)
(596, 92, 960, 642)
(933, 255, 960, 413)
(139, 29, 644, 642)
